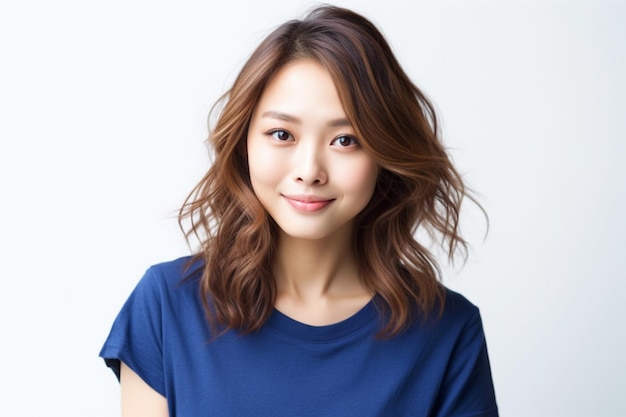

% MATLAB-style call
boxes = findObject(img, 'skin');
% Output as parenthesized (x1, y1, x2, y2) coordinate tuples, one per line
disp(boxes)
(120, 362, 167, 416)
(119, 58, 379, 415)
(247, 59, 378, 325)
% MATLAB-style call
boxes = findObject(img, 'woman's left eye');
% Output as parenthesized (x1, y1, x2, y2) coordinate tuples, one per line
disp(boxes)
(332, 135, 359, 147)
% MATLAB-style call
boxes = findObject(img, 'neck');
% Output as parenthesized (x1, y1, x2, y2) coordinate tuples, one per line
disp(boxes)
(272, 229, 363, 300)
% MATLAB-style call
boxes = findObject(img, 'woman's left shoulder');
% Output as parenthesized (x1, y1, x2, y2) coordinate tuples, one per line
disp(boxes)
(426, 287, 486, 336)
(441, 287, 481, 317)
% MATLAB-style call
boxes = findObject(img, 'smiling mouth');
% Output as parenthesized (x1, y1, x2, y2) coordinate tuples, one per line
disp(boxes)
(282, 195, 335, 212)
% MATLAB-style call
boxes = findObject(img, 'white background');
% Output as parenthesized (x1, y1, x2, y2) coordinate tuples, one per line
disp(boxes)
(1, 0, 624, 416)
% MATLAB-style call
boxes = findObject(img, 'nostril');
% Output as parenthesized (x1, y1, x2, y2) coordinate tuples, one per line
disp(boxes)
(297, 177, 323, 184)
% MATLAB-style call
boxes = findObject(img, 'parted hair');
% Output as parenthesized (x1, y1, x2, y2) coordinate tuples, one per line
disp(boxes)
(179, 5, 480, 337)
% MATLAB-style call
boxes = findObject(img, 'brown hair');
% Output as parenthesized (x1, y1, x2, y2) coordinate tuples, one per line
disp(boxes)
(179, 5, 483, 337)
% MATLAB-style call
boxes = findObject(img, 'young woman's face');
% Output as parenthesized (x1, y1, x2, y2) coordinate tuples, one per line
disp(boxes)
(247, 59, 378, 241)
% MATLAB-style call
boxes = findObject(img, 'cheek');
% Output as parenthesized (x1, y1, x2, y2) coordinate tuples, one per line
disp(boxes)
(336, 157, 379, 197)
(247, 140, 285, 189)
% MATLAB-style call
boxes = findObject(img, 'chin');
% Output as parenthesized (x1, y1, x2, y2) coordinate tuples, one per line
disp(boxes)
(275, 219, 354, 242)
(279, 229, 333, 241)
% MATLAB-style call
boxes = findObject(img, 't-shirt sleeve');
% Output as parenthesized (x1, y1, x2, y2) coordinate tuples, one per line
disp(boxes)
(99, 266, 166, 396)
(434, 308, 499, 417)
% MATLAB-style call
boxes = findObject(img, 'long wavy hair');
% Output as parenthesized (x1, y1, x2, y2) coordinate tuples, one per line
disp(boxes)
(179, 5, 483, 337)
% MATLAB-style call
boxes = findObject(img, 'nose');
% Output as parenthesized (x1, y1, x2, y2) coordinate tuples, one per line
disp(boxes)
(293, 141, 328, 185)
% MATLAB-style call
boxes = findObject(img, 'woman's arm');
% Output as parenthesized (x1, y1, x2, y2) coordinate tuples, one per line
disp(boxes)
(120, 362, 168, 417)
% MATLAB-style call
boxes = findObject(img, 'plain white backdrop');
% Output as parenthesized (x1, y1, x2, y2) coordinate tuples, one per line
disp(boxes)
(1, 0, 624, 416)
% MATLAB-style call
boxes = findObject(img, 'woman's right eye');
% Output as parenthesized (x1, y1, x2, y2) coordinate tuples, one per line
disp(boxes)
(268, 129, 293, 142)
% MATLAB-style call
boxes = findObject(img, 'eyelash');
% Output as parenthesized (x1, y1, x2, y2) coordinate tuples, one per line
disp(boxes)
(267, 129, 294, 142)
(331, 135, 359, 147)
(266, 129, 360, 147)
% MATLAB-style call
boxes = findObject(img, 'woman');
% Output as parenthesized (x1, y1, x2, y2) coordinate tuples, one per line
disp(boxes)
(100, 5, 498, 416)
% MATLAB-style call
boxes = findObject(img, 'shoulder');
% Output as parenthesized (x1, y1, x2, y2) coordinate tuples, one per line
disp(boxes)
(432, 287, 488, 351)
(441, 287, 480, 319)
(404, 287, 485, 350)
(147, 255, 202, 280)
(138, 256, 204, 291)
(438, 287, 484, 335)
(120, 255, 205, 314)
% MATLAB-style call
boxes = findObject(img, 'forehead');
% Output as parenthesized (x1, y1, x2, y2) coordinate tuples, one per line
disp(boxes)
(253, 59, 347, 121)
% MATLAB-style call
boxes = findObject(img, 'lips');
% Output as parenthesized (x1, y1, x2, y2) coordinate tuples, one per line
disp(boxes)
(282, 194, 335, 212)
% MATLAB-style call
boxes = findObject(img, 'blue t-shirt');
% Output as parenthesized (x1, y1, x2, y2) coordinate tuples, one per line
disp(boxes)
(100, 257, 498, 416)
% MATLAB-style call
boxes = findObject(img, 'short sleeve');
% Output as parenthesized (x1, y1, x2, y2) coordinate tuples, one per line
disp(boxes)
(99, 267, 166, 396)
(433, 308, 499, 417)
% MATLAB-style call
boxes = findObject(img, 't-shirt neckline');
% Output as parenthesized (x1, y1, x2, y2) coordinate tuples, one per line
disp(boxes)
(266, 297, 379, 342)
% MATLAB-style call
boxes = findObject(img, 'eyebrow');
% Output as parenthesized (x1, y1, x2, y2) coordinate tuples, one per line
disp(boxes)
(261, 110, 351, 128)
